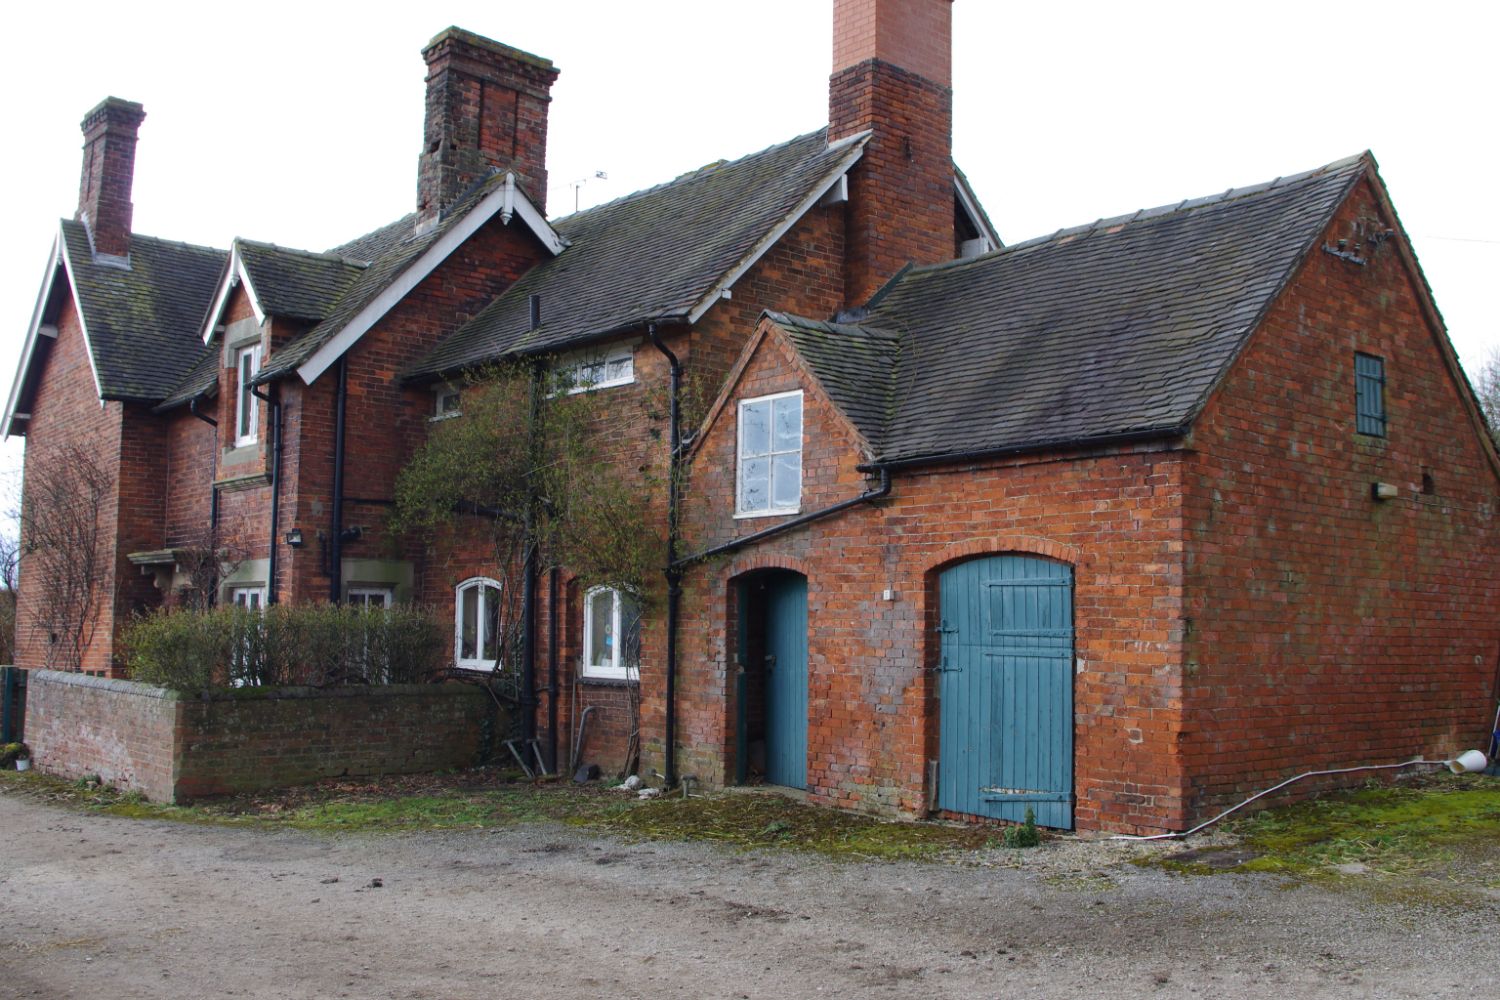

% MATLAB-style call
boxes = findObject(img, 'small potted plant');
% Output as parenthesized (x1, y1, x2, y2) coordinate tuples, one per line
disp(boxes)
(1, 743, 30, 771)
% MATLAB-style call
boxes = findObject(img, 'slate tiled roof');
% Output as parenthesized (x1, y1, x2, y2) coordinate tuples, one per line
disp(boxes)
(153, 346, 221, 412)
(257, 176, 509, 382)
(406, 129, 868, 380)
(236, 240, 367, 323)
(58, 220, 226, 401)
(776, 154, 1368, 465)
(770, 313, 900, 453)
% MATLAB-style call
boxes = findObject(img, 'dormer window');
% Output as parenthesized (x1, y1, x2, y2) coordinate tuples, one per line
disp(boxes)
(235, 344, 262, 446)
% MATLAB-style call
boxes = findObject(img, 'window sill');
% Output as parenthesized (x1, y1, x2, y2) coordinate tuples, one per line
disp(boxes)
(428, 411, 461, 423)
(734, 507, 801, 520)
(579, 672, 638, 687)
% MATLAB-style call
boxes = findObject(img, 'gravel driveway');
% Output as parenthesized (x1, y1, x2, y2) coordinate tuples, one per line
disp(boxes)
(2, 793, 1495, 999)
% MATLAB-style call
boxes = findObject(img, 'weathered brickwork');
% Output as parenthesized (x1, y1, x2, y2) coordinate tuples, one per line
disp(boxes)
(1180, 177, 1500, 814)
(24, 669, 501, 802)
(669, 323, 1190, 832)
(15, 296, 125, 674)
(418, 28, 558, 224)
(830, 38, 953, 308)
(23, 670, 178, 800)
(411, 201, 849, 774)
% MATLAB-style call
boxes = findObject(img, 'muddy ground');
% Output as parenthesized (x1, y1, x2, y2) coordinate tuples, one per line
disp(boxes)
(2, 792, 1496, 999)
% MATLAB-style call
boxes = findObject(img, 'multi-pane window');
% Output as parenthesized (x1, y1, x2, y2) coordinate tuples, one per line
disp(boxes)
(229, 585, 265, 610)
(348, 587, 394, 609)
(235, 344, 262, 446)
(583, 586, 641, 680)
(1355, 353, 1386, 437)
(736, 390, 803, 516)
(455, 577, 502, 671)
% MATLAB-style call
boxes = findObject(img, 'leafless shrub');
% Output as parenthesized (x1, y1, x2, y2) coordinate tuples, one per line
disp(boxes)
(17, 445, 112, 671)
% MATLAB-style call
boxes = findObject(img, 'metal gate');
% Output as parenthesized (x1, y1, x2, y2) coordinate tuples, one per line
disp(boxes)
(938, 555, 1074, 829)
(763, 573, 808, 790)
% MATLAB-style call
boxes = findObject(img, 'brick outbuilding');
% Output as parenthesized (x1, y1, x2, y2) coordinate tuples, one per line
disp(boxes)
(671, 155, 1500, 831)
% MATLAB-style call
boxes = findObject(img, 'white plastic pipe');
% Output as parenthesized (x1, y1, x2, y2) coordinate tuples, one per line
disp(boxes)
(1110, 752, 1489, 842)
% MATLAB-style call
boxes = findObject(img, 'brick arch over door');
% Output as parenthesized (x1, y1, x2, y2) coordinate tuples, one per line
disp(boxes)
(922, 535, 1082, 641)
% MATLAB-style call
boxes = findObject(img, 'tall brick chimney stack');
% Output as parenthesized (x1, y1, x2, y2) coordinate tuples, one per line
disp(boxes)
(77, 97, 146, 259)
(829, 0, 955, 308)
(417, 27, 559, 227)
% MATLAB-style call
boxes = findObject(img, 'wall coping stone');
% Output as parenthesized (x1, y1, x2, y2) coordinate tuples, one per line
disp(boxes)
(32, 669, 179, 701)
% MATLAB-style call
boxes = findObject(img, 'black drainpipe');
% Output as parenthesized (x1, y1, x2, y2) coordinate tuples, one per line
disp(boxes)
(672, 466, 892, 571)
(190, 399, 222, 574)
(547, 567, 560, 772)
(646, 323, 683, 789)
(251, 384, 283, 604)
(519, 297, 544, 749)
(329, 358, 349, 603)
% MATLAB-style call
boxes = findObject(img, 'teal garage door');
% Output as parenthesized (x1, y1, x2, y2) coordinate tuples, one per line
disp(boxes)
(938, 556, 1074, 829)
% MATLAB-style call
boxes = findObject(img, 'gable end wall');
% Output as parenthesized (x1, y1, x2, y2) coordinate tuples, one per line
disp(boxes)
(1182, 176, 1500, 814)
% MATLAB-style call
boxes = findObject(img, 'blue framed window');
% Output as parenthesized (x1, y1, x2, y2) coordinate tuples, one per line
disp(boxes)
(1355, 353, 1386, 437)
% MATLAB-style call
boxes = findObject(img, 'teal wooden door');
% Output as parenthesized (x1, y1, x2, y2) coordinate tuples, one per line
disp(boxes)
(764, 573, 808, 789)
(938, 556, 1074, 829)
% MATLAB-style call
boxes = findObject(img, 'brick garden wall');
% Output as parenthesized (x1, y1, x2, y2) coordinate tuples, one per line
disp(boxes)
(24, 669, 503, 802)
(24, 670, 178, 800)
(1181, 176, 1500, 813)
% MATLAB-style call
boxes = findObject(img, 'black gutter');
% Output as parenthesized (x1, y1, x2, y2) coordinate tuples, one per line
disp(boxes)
(188, 398, 217, 428)
(329, 358, 349, 603)
(646, 323, 683, 789)
(251, 385, 283, 604)
(870, 427, 1189, 474)
(672, 467, 892, 571)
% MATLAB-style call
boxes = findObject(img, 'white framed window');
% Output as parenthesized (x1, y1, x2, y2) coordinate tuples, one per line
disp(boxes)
(433, 386, 461, 420)
(229, 585, 265, 610)
(736, 390, 802, 517)
(227, 585, 266, 686)
(454, 577, 502, 671)
(235, 344, 263, 446)
(348, 586, 394, 609)
(582, 586, 641, 681)
(556, 345, 634, 394)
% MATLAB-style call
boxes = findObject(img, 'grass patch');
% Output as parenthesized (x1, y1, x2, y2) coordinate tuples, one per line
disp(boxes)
(1144, 773, 1500, 896)
(582, 791, 994, 861)
(0, 768, 629, 832)
(0, 770, 1003, 860)
(1232, 774, 1500, 879)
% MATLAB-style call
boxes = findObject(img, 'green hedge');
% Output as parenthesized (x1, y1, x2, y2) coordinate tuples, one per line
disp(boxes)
(124, 604, 448, 692)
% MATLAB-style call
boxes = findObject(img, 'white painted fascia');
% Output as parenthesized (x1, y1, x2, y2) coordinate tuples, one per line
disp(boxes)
(296, 173, 566, 386)
(199, 242, 267, 344)
(954, 174, 1000, 253)
(3, 232, 69, 438)
(686, 138, 869, 324)
(55, 232, 108, 407)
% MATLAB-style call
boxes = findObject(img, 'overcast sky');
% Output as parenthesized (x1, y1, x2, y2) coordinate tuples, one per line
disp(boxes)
(2, 0, 1495, 487)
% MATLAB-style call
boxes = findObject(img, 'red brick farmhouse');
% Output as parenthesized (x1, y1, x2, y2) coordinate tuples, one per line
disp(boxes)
(7, 0, 1497, 833)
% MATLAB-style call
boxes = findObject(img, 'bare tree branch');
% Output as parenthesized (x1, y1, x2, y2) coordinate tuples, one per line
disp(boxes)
(17, 445, 113, 671)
